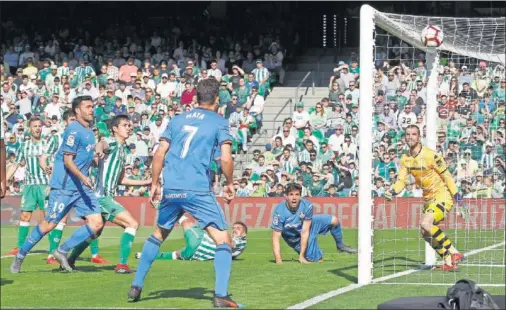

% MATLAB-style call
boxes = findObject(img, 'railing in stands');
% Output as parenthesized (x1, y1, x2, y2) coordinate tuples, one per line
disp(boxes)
(294, 70, 315, 107)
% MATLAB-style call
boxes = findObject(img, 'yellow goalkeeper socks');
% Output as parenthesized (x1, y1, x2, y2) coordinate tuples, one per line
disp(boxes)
(430, 226, 454, 260)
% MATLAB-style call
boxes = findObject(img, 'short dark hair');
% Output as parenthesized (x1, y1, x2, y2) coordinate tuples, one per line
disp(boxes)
(196, 78, 220, 105)
(285, 183, 302, 195)
(109, 114, 130, 134)
(62, 110, 75, 121)
(233, 221, 248, 234)
(72, 96, 93, 114)
(406, 124, 421, 135)
(27, 115, 41, 126)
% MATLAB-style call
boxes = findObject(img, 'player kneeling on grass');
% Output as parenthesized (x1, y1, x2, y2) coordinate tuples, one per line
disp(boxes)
(63, 115, 152, 273)
(136, 213, 247, 261)
(271, 183, 356, 264)
(385, 125, 464, 271)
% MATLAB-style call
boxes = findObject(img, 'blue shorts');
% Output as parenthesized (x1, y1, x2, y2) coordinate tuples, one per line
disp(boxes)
(45, 188, 102, 224)
(157, 190, 227, 231)
(293, 214, 333, 262)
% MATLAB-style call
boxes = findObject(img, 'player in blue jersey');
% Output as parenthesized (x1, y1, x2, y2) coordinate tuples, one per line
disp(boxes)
(128, 78, 242, 308)
(10, 96, 105, 273)
(271, 183, 356, 264)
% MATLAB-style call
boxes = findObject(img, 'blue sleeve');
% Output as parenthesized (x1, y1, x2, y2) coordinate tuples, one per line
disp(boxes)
(61, 127, 80, 155)
(217, 119, 233, 146)
(160, 120, 173, 143)
(303, 200, 313, 221)
(270, 205, 284, 231)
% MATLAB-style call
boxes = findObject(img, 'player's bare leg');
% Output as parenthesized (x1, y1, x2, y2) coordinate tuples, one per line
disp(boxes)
(129, 225, 171, 302)
(10, 220, 58, 273)
(420, 213, 461, 271)
(330, 216, 357, 254)
(206, 226, 243, 308)
(54, 213, 104, 272)
(111, 211, 139, 273)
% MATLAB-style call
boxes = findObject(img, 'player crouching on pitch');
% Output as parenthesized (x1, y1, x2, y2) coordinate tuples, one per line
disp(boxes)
(136, 213, 247, 261)
(271, 183, 356, 264)
(385, 125, 464, 271)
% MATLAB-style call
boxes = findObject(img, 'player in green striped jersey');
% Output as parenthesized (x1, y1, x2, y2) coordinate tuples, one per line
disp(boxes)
(135, 213, 248, 262)
(66, 114, 151, 273)
(4, 116, 55, 258)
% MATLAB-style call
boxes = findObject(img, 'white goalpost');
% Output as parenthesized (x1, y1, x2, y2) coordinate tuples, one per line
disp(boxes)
(358, 4, 505, 286)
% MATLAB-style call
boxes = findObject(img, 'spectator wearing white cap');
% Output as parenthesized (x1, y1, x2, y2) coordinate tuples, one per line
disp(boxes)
(44, 93, 62, 121)
(156, 73, 172, 98)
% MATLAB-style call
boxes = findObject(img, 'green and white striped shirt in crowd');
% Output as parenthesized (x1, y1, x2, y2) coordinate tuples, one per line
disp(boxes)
(44, 134, 61, 162)
(57, 66, 70, 78)
(74, 66, 95, 84)
(187, 234, 247, 261)
(16, 140, 50, 186)
(252, 67, 270, 83)
(95, 137, 128, 197)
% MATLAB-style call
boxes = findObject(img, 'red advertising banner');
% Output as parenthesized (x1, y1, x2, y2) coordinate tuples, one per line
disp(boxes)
(1, 196, 504, 230)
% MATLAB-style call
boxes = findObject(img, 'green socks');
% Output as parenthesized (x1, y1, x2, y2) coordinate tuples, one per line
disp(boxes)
(17, 221, 30, 249)
(48, 223, 65, 254)
(90, 238, 99, 257)
(119, 228, 136, 265)
(156, 252, 176, 260)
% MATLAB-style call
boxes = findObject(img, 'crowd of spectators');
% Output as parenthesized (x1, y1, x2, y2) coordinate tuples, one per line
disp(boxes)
(1, 21, 288, 197)
(230, 50, 506, 198)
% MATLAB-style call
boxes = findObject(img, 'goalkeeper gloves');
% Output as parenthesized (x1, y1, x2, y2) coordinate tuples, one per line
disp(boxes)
(384, 190, 396, 201)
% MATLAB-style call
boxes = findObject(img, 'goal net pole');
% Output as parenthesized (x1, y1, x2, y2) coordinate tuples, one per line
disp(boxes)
(358, 4, 375, 286)
(424, 50, 440, 266)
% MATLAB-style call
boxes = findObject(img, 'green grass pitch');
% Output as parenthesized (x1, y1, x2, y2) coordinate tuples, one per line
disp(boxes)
(1, 226, 504, 309)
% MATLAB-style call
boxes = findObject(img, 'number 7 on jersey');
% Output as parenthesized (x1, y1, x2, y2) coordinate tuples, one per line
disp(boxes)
(180, 125, 198, 158)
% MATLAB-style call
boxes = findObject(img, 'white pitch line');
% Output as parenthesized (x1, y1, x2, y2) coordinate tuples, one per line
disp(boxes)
(381, 282, 506, 287)
(0, 308, 177, 310)
(286, 241, 506, 309)
(1, 253, 45, 259)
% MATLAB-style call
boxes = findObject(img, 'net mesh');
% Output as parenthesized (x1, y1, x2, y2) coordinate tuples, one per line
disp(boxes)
(369, 10, 506, 286)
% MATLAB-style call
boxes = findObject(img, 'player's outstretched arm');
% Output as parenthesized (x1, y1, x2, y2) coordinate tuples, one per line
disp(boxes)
(298, 219, 311, 264)
(272, 230, 283, 264)
(5, 163, 19, 184)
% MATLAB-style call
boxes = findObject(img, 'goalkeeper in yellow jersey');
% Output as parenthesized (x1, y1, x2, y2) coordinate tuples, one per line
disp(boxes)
(385, 125, 464, 271)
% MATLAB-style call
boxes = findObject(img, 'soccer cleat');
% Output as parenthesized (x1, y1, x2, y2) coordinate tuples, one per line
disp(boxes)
(5, 248, 19, 256)
(91, 255, 109, 264)
(115, 264, 134, 274)
(53, 249, 73, 272)
(433, 264, 460, 272)
(451, 252, 464, 265)
(135, 252, 142, 259)
(213, 294, 244, 308)
(10, 257, 23, 273)
(337, 244, 358, 254)
(46, 256, 59, 265)
(127, 286, 142, 302)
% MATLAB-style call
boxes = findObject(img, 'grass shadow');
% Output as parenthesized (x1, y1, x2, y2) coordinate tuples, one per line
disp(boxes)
(139, 287, 214, 302)
(1, 278, 14, 286)
(45, 265, 116, 273)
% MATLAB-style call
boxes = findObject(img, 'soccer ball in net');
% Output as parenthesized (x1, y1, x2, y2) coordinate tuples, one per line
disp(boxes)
(421, 25, 443, 47)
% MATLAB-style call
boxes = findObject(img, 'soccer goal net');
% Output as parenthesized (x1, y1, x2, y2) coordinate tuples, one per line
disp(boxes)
(358, 5, 505, 288)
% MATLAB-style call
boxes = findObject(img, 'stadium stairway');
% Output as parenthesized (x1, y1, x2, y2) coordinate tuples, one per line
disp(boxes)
(232, 47, 358, 176)
(232, 86, 330, 177)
